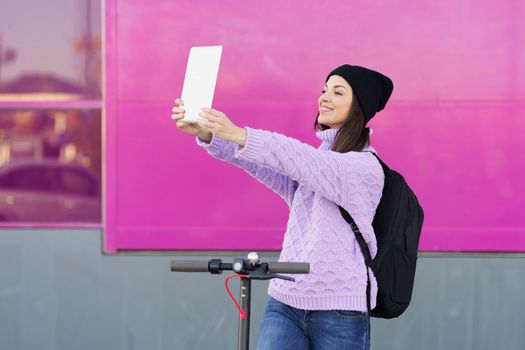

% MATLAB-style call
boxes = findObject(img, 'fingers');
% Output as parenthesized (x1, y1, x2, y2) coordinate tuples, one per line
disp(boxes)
(171, 103, 225, 130)
(197, 108, 231, 135)
(201, 107, 224, 117)
(197, 118, 214, 129)
(171, 99, 185, 120)
(171, 105, 221, 121)
(171, 105, 185, 120)
(198, 110, 221, 123)
(171, 112, 184, 120)
(198, 116, 223, 133)
(176, 119, 188, 128)
(198, 111, 211, 122)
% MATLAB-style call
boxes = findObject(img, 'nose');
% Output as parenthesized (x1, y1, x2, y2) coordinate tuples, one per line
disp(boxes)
(319, 91, 330, 102)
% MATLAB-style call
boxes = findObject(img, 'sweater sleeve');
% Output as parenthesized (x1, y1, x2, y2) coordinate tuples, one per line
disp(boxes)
(233, 127, 384, 214)
(196, 135, 298, 206)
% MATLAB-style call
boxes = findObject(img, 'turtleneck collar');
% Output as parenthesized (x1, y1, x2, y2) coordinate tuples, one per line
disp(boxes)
(315, 127, 377, 153)
(315, 128, 339, 149)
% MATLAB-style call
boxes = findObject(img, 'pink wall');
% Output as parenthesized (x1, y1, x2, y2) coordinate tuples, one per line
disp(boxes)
(105, 0, 525, 252)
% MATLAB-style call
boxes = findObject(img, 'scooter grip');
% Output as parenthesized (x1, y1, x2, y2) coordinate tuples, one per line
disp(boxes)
(268, 262, 310, 274)
(170, 260, 210, 272)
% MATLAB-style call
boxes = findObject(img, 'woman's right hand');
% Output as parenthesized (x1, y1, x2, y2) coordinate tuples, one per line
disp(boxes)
(171, 99, 212, 142)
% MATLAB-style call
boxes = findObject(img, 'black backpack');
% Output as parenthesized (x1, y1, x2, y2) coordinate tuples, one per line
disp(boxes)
(339, 153, 424, 319)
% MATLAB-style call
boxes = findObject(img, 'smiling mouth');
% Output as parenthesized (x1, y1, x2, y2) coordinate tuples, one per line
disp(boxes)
(319, 108, 334, 113)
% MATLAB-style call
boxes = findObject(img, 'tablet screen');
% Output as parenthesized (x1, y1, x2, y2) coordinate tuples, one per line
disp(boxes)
(180, 46, 223, 123)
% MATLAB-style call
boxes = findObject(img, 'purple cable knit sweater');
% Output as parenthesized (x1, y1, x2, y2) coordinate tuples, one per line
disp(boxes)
(196, 127, 384, 312)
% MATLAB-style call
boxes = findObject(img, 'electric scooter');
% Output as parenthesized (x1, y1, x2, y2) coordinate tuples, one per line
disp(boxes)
(170, 252, 309, 350)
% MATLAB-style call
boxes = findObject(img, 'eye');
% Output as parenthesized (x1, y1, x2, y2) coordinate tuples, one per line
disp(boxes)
(335, 92, 342, 95)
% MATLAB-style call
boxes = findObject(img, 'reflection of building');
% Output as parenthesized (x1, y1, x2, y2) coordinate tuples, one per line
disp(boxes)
(0, 109, 98, 169)
(0, 73, 86, 101)
(0, 73, 100, 168)
(0, 136, 43, 164)
(0, 73, 84, 93)
(0, 34, 17, 88)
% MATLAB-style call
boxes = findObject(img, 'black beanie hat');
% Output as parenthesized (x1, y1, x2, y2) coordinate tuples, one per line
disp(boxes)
(325, 64, 393, 124)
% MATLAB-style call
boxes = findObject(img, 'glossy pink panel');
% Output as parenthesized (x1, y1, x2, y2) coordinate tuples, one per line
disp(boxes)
(115, 0, 525, 102)
(369, 101, 525, 251)
(114, 102, 290, 227)
(105, 0, 525, 252)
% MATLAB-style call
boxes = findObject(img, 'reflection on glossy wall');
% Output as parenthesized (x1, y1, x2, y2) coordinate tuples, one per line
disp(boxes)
(0, 0, 102, 100)
(0, 0, 103, 224)
(0, 110, 102, 223)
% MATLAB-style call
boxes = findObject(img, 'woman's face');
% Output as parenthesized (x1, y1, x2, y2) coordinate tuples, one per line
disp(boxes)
(317, 75, 353, 129)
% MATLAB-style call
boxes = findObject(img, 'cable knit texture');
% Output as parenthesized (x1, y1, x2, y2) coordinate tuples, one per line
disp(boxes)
(196, 127, 384, 312)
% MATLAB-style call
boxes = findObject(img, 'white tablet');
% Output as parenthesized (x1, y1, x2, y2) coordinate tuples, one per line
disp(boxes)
(180, 45, 223, 123)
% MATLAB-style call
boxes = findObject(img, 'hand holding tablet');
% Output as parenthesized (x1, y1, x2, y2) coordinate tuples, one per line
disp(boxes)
(171, 98, 212, 142)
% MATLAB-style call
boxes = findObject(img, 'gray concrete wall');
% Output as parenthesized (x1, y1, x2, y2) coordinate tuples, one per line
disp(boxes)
(0, 229, 524, 350)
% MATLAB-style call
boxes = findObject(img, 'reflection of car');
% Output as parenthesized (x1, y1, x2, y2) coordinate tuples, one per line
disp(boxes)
(0, 160, 101, 223)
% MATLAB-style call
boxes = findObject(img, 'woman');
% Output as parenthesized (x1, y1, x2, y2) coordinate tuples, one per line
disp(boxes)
(171, 64, 393, 350)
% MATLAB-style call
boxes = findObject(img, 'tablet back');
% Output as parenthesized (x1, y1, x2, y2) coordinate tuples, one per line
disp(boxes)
(181, 45, 223, 123)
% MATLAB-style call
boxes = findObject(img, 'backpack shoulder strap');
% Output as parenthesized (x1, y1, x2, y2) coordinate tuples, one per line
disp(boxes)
(338, 206, 373, 316)
(338, 206, 374, 268)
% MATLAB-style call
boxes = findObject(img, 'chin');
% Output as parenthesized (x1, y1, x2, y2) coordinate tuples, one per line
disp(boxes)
(317, 116, 329, 124)
(317, 118, 333, 128)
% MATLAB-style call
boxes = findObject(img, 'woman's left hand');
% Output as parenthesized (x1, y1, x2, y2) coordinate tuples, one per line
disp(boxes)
(198, 108, 247, 147)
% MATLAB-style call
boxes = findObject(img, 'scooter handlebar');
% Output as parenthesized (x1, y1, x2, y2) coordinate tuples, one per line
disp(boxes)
(170, 260, 310, 274)
(170, 260, 210, 272)
(268, 262, 310, 274)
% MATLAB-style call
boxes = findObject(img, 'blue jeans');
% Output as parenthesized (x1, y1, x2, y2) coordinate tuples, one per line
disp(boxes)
(256, 297, 370, 350)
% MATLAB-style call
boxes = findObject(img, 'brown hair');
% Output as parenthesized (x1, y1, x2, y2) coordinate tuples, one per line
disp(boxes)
(314, 91, 370, 153)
